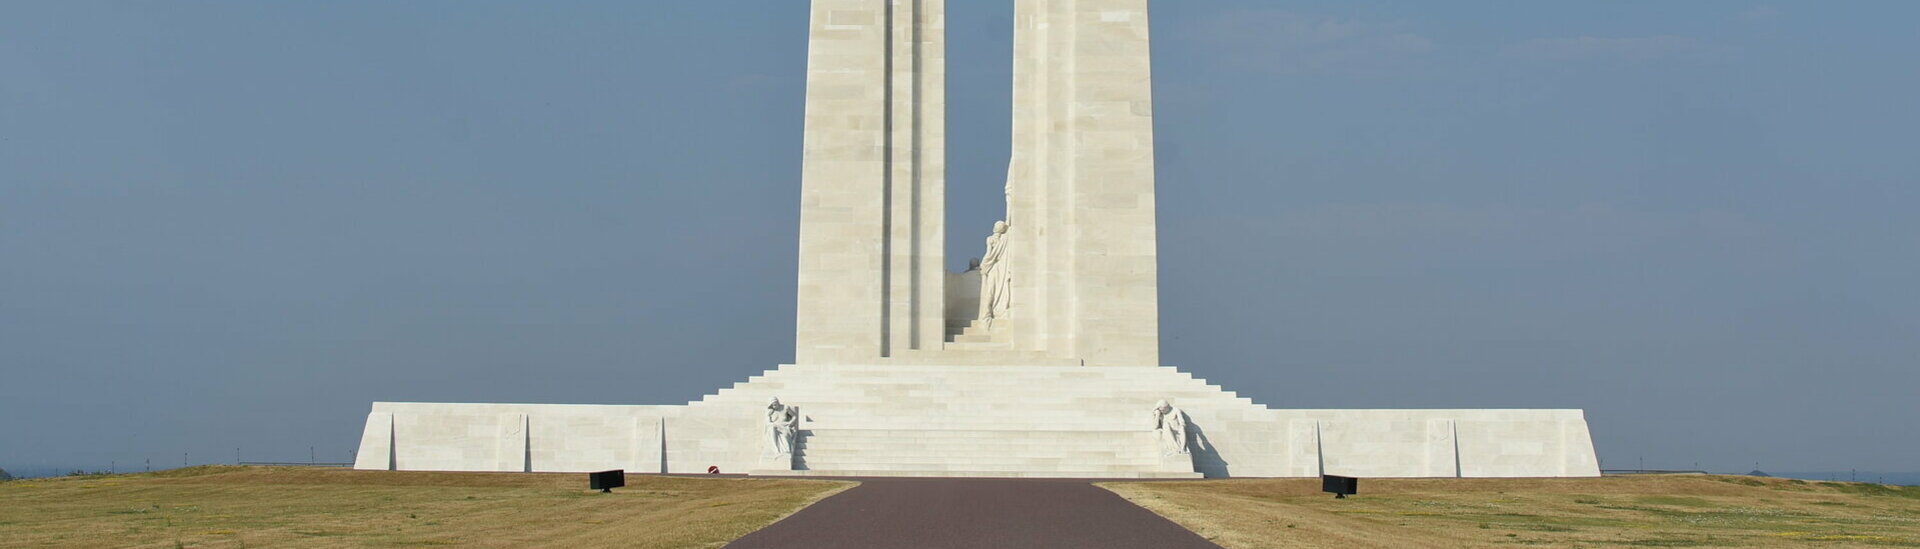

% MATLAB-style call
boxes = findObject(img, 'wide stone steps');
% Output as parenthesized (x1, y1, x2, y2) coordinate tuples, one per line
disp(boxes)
(795, 451, 1158, 463)
(796, 418, 1174, 427)
(794, 462, 1171, 473)
(723, 367, 1207, 383)
(791, 428, 1171, 476)
(796, 453, 1162, 466)
(710, 392, 1241, 404)
(712, 381, 1226, 392)
(945, 319, 1000, 341)
(797, 429, 1155, 443)
(696, 394, 1258, 410)
(682, 364, 1237, 478)
(694, 371, 1246, 401)
(752, 469, 1203, 479)
(942, 340, 1017, 351)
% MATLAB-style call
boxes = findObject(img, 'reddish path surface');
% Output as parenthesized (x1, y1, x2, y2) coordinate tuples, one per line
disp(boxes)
(725, 478, 1223, 549)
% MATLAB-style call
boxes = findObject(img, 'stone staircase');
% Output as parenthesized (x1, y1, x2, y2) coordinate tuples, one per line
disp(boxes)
(697, 363, 1261, 478)
(917, 319, 1083, 366)
(786, 429, 1184, 478)
(359, 361, 1602, 479)
(945, 319, 1012, 351)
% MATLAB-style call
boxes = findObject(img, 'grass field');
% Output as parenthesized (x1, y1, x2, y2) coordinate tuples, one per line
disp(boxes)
(1103, 475, 1920, 548)
(0, 466, 852, 549)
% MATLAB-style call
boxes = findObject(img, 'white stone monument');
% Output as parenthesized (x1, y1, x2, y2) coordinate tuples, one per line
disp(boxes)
(352, 0, 1602, 479)
(1152, 400, 1191, 457)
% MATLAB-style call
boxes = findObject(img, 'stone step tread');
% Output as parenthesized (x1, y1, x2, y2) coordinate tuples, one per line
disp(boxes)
(722, 378, 1225, 386)
(795, 452, 1158, 460)
(798, 444, 1154, 452)
(789, 463, 1178, 472)
(708, 389, 1227, 395)
(802, 422, 1158, 426)
(801, 434, 1155, 438)
(804, 428, 1154, 434)
(943, 342, 1016, 351)
(767, 365, 1181, 372)
(803, 428, 1153, 434)
(752, 378, 1200, 384)
(796, 428, 1169, 433)
(794, 460, 1172, 469)
(796, 460, 1165, 467)
(778, 400, 1257, 409)
(749, 469, 1203, 479)
(791, 454, 1159, 462)
(800, 436, 1153, 443)
(713, 382, 1219, 388)
(801, 431, 1154, 439)
(706, 386, 1233, 394)
(797, 443, 1155, 450)
(698, 398, 1251, 407)
(799, 434, 1153, 441)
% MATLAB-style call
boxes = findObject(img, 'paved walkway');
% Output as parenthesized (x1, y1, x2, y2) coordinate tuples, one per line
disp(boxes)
(726, 478, 1222, 549)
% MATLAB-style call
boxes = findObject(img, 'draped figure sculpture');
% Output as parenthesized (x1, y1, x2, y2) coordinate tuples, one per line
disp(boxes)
(765, 397, 800, 457)
(1152, 400, 1191, 456)
(977, 221, 1012, 328)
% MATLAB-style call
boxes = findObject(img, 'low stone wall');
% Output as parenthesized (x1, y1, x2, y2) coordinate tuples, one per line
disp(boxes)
(355, 364, 1600, 479)
(1181, 408, 1599, 478)
(353, 403, 766, 475)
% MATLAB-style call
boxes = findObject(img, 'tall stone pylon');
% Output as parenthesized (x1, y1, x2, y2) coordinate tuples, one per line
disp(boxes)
(794, 0, 1159, 367)
(794, 0, 948, 365)
(1004, 0, 1161, 367)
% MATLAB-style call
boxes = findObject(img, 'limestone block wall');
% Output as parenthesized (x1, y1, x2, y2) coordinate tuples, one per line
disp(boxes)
(355, 365, 1600, 479)
(1171, 405, 1599, 479)
(1007, 0, 1161, 367)
(353, 403, 768, 475)
(945, 270, 980, 332)
(795, 0, 949, 365)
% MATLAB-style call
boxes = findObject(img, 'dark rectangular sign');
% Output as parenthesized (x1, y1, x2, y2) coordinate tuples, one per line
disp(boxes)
(590, 470, 626, 492)
(1322, 475, 1358, 497)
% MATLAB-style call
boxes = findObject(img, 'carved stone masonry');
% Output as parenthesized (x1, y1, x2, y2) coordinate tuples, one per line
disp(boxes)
(766, 397, 801, 458)
(1153, 400, 1191, 456)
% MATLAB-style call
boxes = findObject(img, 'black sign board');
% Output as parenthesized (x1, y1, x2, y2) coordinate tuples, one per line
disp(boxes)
(1322, 475, 1358, 498)
(590, 470, 626, 493)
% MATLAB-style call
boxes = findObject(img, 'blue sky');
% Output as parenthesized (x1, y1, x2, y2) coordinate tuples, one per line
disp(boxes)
(2, 1, 1916, 474)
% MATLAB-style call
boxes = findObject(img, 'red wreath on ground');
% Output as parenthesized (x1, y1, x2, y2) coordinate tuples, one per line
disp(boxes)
(707, 466, 720, 474)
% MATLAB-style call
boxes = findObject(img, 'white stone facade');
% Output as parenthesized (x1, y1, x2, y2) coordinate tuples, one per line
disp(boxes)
(1002, 0, 1162, 367)
(354, 363, 1599, 478)
(794, 0, 950, 365)
(795, 0, 1163, 368)
(351, 0, 1603, 479)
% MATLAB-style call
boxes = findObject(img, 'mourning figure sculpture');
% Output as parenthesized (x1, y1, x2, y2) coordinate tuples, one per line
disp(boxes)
(1152, 400, 1191, 456)
(977, 221, 1012, 328)
(766, 397, 801, 457)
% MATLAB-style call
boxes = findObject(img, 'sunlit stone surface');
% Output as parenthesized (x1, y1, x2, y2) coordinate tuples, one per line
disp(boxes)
(353, 0, 1602, 479)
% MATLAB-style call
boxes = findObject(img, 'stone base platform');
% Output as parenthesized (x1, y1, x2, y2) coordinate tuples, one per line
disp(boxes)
(353, 363, 1601, 479)
(747, 469, 1204, 479)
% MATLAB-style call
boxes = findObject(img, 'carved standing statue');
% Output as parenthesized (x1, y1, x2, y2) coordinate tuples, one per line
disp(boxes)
(1152, 400, 1191, 456)
(977, 221, 1012, 328)
(766, 397, 801, 457)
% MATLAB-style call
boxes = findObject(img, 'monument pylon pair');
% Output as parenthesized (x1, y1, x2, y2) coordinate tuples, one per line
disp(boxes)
(795, 0, 1160, 368)
(353, 0, 1603, 479)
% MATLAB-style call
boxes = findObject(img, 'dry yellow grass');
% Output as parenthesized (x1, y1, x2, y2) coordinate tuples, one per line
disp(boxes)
(1102, 475, 1920, 548)
(0, 466, 852, 549)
